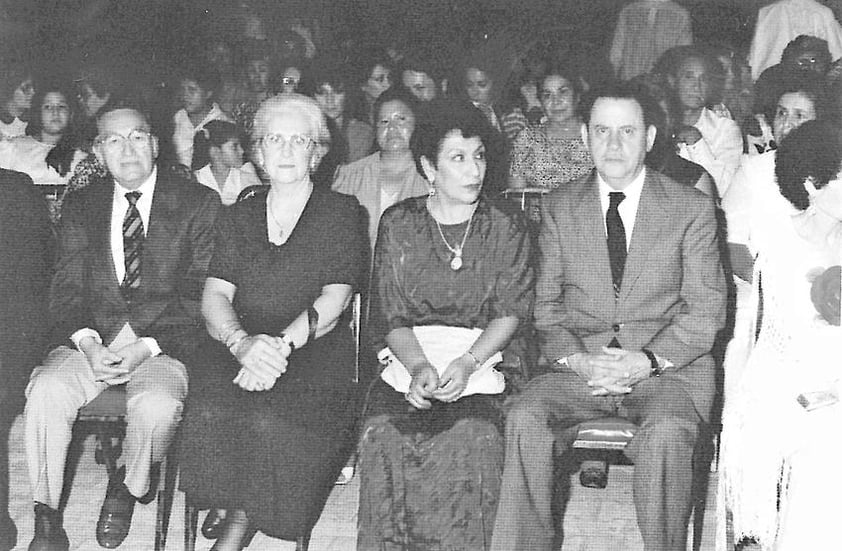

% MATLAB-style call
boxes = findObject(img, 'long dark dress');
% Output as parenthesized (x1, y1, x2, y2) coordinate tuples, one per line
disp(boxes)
(179, 186, 367, 540)
(358, 196, 534, 550)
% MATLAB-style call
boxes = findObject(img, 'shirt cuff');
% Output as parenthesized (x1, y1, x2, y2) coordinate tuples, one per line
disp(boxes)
(70, 328, 102, 350)
(140, 337, 162, 357)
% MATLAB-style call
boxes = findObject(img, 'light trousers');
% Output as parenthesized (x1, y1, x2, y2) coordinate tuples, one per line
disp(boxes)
(24, 328, 187, 508)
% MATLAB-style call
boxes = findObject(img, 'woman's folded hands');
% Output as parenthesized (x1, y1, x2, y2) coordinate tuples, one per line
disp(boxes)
(232, 334, 293, 391)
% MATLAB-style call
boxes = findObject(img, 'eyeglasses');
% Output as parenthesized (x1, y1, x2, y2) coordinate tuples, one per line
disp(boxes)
(95, 129, 152, 152)
(261, 133, 313, 150)
(281, 77, 299, 88)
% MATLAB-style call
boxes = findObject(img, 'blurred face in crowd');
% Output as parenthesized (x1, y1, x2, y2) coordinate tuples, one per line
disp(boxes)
(773, 92, 817, 143)
(465, 67, 493, 105)
(40, 92, 71, 136)
(179, 79, 212, 114)
(94, 108, 158, 190)
(540, 75, 577, 125)
(207, 42, 233, 72)
(402, 70, 437, 102)
(674, 57, 709, 111)
(313, 83, 346, 121)
(256, 108, 315, 186)
(421, 130, 486, 206)
(792, 49, 828, 74)
(78, 83, 110, 119)
(716, 54, 736, 92)
(279, 66, 301, 94)
(362, 64, 391, 102)
(216, 138, 244, 170)
(376, 99, 415, 152)
(247, 59, 270, 93)
(584, 97, 655, 190)
(7, 77, 34, 117)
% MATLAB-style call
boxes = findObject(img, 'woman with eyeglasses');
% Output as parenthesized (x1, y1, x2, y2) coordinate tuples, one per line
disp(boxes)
(179, 94, 367, 550)
(508, 61, 593, 190)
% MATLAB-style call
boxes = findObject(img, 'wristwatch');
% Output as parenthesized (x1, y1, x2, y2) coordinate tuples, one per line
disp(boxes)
(642, 348, 663, 377)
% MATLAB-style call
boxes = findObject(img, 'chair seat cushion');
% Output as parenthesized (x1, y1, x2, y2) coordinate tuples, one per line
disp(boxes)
(572, 417, 637, 450)
(78, 385, 127, 420)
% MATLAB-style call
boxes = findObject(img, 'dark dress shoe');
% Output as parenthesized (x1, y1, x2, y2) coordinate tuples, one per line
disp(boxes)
(28, 503, 69, 551)
(210, 510, 257, 551)
(96, 468, 136, 548)
(579, 459, 609, 489)
(201, 508, 227, 540)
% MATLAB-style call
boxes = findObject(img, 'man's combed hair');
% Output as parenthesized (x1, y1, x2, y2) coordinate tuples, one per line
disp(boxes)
(580, 81, 660, 129)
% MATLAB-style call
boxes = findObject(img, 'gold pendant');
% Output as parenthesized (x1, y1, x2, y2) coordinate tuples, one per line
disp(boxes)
(450, 255, 463, 271)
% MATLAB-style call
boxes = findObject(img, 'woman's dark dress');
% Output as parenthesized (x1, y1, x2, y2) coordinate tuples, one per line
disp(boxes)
(358, 196, 534, 550)
(179, 186, 367, 540)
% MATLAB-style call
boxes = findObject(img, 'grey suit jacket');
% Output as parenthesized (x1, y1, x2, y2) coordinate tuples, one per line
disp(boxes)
(535, 168, 727, 419)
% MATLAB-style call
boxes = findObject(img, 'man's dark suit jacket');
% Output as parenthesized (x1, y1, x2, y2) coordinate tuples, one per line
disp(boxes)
(49, 164, 221, 362)
(535, 168, 727, 420)
(0, 169, 52, 415)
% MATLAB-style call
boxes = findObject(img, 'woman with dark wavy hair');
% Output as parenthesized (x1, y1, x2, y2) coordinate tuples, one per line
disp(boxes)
(357, 99, 534, 550)
(720, 120, 842, 550)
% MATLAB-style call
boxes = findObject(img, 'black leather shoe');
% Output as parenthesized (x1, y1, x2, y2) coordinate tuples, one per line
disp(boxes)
(136, 462, 160, 505)
(28, 503, 69, 551)
(201, 508, 227, 540)
(96, 468, 136, 549)
(579, 460, 609, 489)
(210, 510, 257, 551)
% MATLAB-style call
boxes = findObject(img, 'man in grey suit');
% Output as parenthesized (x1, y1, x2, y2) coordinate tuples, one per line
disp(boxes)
(490, 82, 727, 551)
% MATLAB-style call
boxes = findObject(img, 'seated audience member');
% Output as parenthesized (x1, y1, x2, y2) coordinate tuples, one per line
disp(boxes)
(660, 45, 743, 197)
(721, 120, 842, 551)
(753, 35, 832, 135)
(509, 61, 593, 190)
(357, 98, 534, 550)
(0, 81, 85, 186)
(192, 120, 263, 205)
(399, 51, 442, 103)
(303, 58, 375, 183)
(172, 64, 230, 169)
(630, 74, 715, 196)
(498, 69, 544, 143)
(455, 57, 503, 132)
(24, 103, 220, 550)
(201, 38, 239, 116)
(707, 44, 753, 128)
(353, 50, 393, 126)
(491, 82, 726, 551)
(231, 45, 274, 136)
(720, 72, 832, 441)
(0, 62, 34, 138)
(271, 58, 306, 96)
(178, 94, 366, 550)
(75, 63, 122, 146)
(0, 169, 52, 551)
(333, 87, 428, 247)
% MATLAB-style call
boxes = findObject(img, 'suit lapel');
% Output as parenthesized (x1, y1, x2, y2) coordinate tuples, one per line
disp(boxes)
(90, 183, 121, 291)
(573, 172, 616, 313)
(143, 169, 178, 292)
(620, 171, 669, 299)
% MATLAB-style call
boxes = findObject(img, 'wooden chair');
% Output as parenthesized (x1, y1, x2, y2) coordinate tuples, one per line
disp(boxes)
(183, 293, 363, 551)
(67, 384, 179, 550)
(563, 416, 714, 551)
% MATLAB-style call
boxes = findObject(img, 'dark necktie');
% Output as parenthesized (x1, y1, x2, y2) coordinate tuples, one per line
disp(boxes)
(607, 191, 627, 295)
(122, 191, 143, 293)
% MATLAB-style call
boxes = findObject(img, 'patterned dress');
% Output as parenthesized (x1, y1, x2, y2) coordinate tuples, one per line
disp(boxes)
(358, 195, 535, 550)
(509, 124, 593, 190)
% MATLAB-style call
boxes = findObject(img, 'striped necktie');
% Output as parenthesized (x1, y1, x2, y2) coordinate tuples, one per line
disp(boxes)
(121, 191, 143, 294)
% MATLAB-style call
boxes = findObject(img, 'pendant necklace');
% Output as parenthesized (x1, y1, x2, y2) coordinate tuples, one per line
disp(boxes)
(431, 201, 477, 271)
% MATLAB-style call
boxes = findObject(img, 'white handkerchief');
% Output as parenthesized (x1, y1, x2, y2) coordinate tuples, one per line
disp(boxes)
(379, 325, 505, 397)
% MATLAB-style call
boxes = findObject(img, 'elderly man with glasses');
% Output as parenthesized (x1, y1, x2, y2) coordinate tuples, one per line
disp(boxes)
(24, 104, 220, 550)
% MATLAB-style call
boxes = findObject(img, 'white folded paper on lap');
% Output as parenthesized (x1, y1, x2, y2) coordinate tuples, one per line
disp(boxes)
(378, 325, 505, 397)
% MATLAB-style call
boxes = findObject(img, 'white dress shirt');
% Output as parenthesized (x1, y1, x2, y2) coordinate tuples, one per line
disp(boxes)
(70, 167, 161, 356)
(597, 166, 647, 251)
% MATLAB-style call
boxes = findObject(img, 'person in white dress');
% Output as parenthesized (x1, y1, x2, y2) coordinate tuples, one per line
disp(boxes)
(192, 120, 263, 206)
(172, 66, 230, 169)
(721, 120, 842, 550)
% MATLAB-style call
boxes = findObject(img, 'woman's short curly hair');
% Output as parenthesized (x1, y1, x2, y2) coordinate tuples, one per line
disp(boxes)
(775, 120, 842, 210)
(409, 98, 493, 178)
